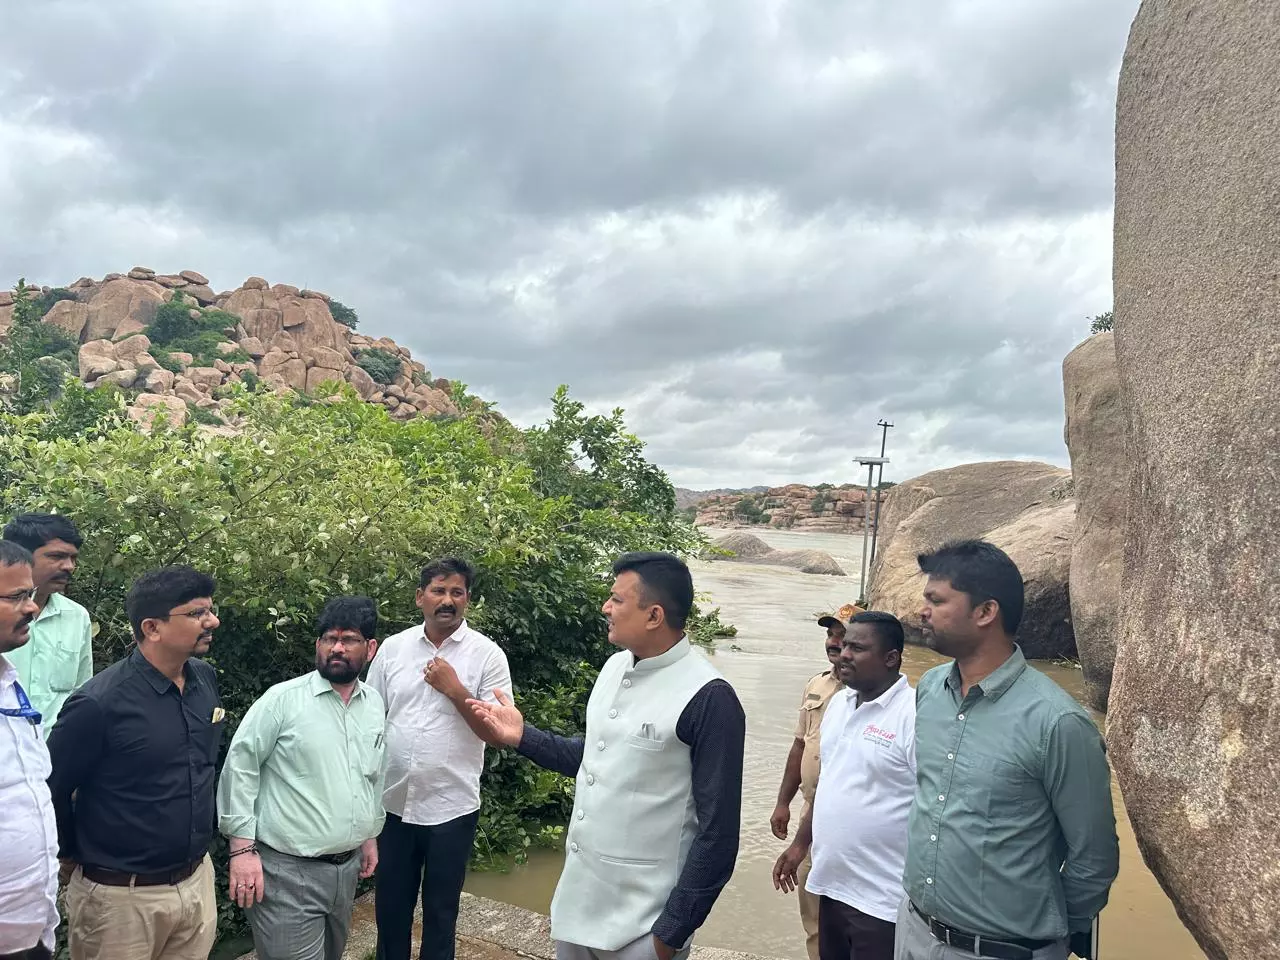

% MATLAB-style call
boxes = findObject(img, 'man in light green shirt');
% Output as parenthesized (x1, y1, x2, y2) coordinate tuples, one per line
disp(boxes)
(2, 513, 94, 734)
(217, 596, 386, 960)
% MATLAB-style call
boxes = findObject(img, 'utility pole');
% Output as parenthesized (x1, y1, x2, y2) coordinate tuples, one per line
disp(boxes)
(854, 454, 889, 605)
(868, 419, 893, 566)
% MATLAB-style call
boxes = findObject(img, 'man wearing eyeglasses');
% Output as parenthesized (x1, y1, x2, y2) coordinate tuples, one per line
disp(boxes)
(217, 596, 386, 960)
(47, 566, 225, 960)
(769, 612, 857, 960)
(0, 541, 58, 960)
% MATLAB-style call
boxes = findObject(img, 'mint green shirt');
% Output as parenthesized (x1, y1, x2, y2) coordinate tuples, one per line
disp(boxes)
(905, 646, 1119, 941)
(217, 671, 387, 857)
(6, 592, 94, 736)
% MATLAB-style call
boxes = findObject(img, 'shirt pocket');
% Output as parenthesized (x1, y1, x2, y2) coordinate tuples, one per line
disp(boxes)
(46, 636, 86, 692)
(356, 730, 385, 781)
(955, 750, 1040, 819)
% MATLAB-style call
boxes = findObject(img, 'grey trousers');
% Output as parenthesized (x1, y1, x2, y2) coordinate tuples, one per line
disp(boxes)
(555, 934, 691, 960)
(892, 901, 1068, 960)
(247, 844, 362, 960)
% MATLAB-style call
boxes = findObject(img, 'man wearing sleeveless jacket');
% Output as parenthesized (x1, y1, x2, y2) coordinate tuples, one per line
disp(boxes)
(469, 552, 746, 960)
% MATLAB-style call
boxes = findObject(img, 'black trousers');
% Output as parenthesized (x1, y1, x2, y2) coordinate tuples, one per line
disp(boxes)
(0, 945, 53, 960)
(375, 809, 480, 960)
(818, 896, 896, 960)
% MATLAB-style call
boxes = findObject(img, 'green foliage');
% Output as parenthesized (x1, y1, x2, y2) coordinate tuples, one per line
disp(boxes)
(147, 296, 239, 367)
(355, 347, 401, 385)
(1, 281, 81, 413)
(877, 480, 897, 491)
(33, 287, 77, 316)
(810, 491, 829, 514)
(186, 403, 224, 426)
(411, 370, 431, 387)
(1090, 310, 1114, 334)
(731, 496, 769, 524)
(328, 298, 358, 329)
(686, 601, 737, 650)
(153, 350, 185, 374)
(0, 384, 705, 948)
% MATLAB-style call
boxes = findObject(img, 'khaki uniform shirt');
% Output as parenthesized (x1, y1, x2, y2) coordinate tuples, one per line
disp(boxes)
(794, 669, 844, 806)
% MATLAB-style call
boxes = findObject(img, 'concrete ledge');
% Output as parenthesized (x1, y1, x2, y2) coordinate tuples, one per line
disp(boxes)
(237, 891, 784, 960)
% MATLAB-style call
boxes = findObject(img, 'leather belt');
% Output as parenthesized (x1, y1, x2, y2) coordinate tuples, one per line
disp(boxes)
(909, 902, 1054, 959)
(81, 858, 201, 888)
(260, 842, 358, 865)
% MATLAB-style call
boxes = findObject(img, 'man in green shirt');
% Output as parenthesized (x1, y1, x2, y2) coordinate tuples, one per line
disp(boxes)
(899, 540, 1118, 960)
(217, 596, 386, 960)
(2, 513, 94, 734)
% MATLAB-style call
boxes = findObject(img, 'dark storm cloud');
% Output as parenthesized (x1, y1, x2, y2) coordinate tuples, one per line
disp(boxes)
(0, 0, 1139, 486)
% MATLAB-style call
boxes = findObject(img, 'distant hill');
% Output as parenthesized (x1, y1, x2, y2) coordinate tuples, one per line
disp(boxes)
(675, 485, 769, 511)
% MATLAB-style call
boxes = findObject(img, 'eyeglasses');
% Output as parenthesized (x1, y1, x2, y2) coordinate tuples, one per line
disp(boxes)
(170, 604, 219, 621)
(0, 588, 37, 606)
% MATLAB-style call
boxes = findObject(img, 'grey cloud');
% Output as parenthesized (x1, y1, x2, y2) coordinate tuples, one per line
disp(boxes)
(0, 0, 1138, 488)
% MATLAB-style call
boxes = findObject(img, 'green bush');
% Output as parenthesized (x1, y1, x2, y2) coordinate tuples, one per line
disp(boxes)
(355, 347, 401, 385)
(186, 403, 224, 426)
(1, 281, 81, 413)
(0, 383, 701, 949)
(328, 299, 358, 328)
(147, 297, 240, 367)
(34, 287, 77, 316)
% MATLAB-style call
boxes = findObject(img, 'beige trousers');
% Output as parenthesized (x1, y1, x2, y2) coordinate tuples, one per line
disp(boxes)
(65, 855, 216, 960)
(798, 852, 819, 960)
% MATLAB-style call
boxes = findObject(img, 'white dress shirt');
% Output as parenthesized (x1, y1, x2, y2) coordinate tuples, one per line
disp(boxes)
(367, 620, 511, 827)
(0, 656, 59, 953)
(806, 673, 917, 923)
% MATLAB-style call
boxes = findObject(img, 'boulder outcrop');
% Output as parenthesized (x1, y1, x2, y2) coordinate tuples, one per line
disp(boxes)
(866, 461, 1075, 658)
(710, 532, 846, 577)
(695, 483, 883, 534)
(1108, 4, 1280, 957)
(5, 267, 490, 432)
(1063, 331, 1126, 711)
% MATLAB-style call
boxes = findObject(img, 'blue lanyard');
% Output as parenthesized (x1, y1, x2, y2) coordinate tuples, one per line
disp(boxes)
(0, 680, 42, 727)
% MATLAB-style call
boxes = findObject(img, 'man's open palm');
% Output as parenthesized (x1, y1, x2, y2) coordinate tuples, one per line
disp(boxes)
(466, 688, 524, 747)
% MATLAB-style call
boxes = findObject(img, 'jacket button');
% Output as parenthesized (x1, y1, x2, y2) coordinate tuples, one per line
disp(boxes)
(608, 709, 618, 718)
(597, 740, 605, 751)
(570, 842, 580, 853)
(576, 810, 584, 820)
(586, 774, 595, 785)
(622, 679, 632, 688)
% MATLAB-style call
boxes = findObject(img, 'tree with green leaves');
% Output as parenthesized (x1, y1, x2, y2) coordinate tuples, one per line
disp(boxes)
(0, 280, 80, 414)
(1090, 310, 1114, 334)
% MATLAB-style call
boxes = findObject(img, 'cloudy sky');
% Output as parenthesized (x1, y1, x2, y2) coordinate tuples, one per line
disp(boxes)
(1, 0, 1138, 488)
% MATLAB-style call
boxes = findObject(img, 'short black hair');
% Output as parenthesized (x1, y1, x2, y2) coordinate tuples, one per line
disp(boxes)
(850, 610, 905, 654)
(917, 539, 1024, 635)
(317, 596, 378, 640)
(0, 541, 34, 568)
(126, 566, 217, 642)
(612, 551, 694, 631)
(418, 556, 475, 591)
(3, 513, 83, 552)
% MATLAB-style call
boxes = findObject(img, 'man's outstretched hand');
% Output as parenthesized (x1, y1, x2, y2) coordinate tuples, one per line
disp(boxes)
(465, 688, 524, 747)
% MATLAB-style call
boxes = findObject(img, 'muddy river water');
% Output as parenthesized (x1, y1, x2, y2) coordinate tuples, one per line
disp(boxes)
(465, 530, 1205, 960)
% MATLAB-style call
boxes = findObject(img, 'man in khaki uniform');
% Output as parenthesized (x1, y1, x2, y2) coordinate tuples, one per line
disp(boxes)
(771, 612, 857, 960)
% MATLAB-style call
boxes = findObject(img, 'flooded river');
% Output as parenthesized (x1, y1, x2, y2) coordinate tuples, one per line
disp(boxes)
(466, 529, 1205, 960)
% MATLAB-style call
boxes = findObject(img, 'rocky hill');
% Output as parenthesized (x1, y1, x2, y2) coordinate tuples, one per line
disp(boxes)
(695, 483, 885, 534)
(0, 267, 474, 431)
(674, 485, 768, 511)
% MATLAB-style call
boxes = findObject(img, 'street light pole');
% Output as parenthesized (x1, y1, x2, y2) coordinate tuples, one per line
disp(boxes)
(869, 419, 893, 566)
(854, 455, 889, 605)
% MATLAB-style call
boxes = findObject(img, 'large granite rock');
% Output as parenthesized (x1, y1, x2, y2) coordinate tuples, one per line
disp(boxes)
(866, 461, 1075, 655)
(1063, 331, 1126, 710)
(43, 300, 90, 341)
(1108, 5, 1280, 958)
(710, 532, 846, 576)
(84, 278, 166, 341)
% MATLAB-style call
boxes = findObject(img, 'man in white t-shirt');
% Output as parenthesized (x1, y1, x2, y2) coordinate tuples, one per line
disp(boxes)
(773, 611, 915, 960)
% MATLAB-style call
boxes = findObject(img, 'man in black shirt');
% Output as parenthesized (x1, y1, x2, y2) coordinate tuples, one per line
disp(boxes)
(47, 566, 224, 960)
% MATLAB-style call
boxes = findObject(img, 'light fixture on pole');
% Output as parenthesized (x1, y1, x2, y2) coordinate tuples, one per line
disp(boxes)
(854, 455, 889, 604)
(869, 419, 893, 565)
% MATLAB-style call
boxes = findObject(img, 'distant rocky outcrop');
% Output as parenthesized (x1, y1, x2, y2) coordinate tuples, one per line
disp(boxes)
(1063, 331, 1126, 711)
(675, 485, 768, 511)
(2, 269, 473, 430)
(711, 532, 846, 576)
(866, 461, 1076, 660)
(695, 484, 885, 534)
(1108, 4, 1280, 957)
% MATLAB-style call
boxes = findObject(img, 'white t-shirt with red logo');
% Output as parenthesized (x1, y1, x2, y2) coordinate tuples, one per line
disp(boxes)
(806, 673, 917, 923)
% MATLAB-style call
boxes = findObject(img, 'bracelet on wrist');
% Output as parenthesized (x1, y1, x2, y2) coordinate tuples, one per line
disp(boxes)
(229, 844, 258, 858)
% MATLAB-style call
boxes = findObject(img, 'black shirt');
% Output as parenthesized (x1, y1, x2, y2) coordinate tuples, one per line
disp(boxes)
(518, 678, 745, 948)
(46, 647, 224, 873)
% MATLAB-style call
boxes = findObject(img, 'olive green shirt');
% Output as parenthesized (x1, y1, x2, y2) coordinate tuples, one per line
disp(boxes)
(904, 646, 1119, 941)
(5, 592, 94, 736)
(217, 671, 387, 857)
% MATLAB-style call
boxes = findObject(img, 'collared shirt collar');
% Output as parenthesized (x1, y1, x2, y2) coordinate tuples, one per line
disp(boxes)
(422, 619, 469, 649)
(307, 668, 366, 699)
(630, 635, 692, 673)
(129, 646, 198, 695)
(34, 590, 71, 623)
(943, 644, 1027, 703)
(844, 671, 909, 706)
(0, 654, 14, 687)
